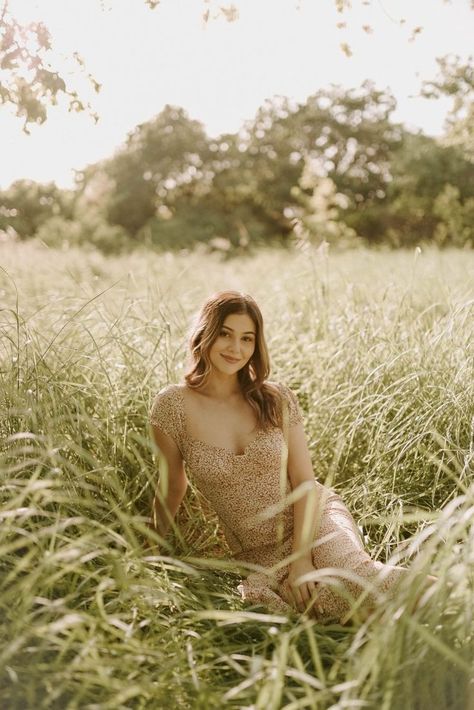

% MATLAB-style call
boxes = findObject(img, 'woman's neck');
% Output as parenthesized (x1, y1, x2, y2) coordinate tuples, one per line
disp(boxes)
(197, 372, 242, 400)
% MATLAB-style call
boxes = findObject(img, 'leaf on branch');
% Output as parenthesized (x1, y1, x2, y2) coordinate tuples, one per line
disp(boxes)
(408, 26, 423, 42)
(35, 68, 66, 94)
(32, 22, 51, 51)
(218, 5, 239, 22)
(85, 72, 102, 94)
(201, 2, 238, 23)
(340, 42, 353, 57)
(0, 10, 100, 128)
(72, 51, 85, 67)
(1, 24, 16, 51)
(335, 0, 352, 12)
(1, 47, 21, 69)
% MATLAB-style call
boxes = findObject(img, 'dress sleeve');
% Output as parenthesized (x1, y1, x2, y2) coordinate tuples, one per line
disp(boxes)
(277, 382, 304, 427)
(149, 385, 184, 451)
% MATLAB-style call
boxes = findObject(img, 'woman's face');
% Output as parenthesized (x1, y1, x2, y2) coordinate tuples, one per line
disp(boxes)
(208, 312, 256, 375)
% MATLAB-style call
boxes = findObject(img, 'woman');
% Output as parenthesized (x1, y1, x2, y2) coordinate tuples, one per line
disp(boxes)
(148, 290, 434, 623)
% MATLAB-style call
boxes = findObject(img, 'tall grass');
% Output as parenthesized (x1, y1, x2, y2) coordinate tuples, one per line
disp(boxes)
(1, 241, 473, 709)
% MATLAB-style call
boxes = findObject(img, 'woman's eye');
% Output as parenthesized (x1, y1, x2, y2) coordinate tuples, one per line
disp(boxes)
(219, 331, 253, 341)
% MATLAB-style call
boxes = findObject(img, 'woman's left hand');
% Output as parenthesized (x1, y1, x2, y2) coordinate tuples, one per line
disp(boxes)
(282, 558, 319, 613)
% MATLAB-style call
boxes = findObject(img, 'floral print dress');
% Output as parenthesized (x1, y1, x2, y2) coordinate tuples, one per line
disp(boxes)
(149, 382, 408, 622)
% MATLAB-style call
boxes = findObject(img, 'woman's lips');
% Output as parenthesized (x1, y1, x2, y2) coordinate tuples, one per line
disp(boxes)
(221, 354, 240, 363)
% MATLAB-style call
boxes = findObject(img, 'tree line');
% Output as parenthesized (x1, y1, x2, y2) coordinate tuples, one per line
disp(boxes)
(1, 80, 473, 254)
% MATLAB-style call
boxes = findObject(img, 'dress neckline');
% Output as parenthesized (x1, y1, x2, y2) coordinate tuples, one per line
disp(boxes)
(177, 384, 264, 458)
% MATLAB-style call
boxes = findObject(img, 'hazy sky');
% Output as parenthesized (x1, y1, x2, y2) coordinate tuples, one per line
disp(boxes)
(1, 0, 473, 188)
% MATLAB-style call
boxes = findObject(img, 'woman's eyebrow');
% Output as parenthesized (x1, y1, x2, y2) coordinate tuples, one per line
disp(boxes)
(222, 325, 256, 335)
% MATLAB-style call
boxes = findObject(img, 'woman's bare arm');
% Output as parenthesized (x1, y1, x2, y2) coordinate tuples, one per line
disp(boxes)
(287, 421, 322, 562)
(149, 425, 188, 539)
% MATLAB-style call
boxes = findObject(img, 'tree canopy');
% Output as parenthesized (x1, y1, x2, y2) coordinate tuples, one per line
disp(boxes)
(421, 54, 474, 161)
(2, 85, 474, 252)
(2, 1, 473, 251)
(0, 1, 100, 131)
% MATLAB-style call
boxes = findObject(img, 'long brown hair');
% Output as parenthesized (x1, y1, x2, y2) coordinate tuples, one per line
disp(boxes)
(184, 290, 282, 428)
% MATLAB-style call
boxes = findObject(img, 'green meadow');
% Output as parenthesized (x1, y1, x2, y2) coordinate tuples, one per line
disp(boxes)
(1, 240, 473, 709)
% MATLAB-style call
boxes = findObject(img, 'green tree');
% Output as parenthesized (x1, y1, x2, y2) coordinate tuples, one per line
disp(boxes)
(89, 105, 212, 237)
(359, 130, 474, 246)
(201, 82, 399, 243)
(421, 54, 474, 162)
(433, 184, 474, 247)
(0, 179, 74, 238)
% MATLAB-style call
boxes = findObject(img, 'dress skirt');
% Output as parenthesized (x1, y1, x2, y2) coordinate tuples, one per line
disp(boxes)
(238, 487, 409, 623)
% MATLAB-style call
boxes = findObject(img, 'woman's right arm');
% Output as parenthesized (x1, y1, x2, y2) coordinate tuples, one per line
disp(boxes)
(149, 424, 188, 540)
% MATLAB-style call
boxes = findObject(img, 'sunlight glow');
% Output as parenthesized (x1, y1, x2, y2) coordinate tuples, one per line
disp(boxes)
(1, 0, 473, 188)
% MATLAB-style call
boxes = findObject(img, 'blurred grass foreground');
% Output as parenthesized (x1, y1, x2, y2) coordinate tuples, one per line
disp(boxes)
(1, 240, 473, 709)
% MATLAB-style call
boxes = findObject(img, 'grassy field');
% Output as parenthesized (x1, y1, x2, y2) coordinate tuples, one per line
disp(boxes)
(1, 240, 473, 709)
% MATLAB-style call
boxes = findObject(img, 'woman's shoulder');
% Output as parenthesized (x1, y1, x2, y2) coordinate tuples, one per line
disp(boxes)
(150, 382, 182, 405)
(265, 380, 294, 397)
(264, 380, 303, 425)
(153, 382, 184, 400)
(149, 383, 184, 429)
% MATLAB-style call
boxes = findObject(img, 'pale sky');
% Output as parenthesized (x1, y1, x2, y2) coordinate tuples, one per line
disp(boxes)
(1, 0, 473, 189)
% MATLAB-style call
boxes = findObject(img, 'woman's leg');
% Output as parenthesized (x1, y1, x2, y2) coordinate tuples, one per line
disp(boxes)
(307, 486, 410, 623)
